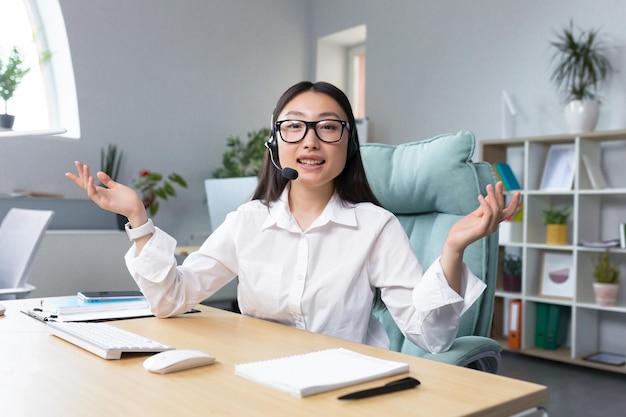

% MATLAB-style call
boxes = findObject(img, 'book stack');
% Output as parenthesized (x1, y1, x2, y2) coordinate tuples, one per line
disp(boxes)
(27, 295, 152, 322)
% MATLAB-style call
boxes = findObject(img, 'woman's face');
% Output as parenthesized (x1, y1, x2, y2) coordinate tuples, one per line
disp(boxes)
(276, 91, 349, 190)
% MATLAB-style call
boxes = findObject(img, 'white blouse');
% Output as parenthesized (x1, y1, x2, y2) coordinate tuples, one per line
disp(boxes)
(125, 190, 486, 353)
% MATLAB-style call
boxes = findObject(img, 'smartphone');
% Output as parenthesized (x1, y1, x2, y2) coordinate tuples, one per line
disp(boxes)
(77, 290, 145, 302)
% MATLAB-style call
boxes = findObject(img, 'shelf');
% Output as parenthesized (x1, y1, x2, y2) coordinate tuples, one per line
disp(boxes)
(499, 341, 626, 375)
(0, 128, 67, 138)
(483, 130, 626, 374)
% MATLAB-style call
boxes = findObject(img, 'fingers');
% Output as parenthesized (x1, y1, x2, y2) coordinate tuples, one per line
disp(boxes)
(502, 191, 522, 220)
(476, 182, 508, 233)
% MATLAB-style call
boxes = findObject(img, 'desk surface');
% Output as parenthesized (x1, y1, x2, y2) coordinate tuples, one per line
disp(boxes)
(0, 299, 547, 417)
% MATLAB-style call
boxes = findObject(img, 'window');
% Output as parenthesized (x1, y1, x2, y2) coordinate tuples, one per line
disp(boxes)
(347, 44, 366, 119)
(0, 0, 79, 137)
(316, 25, 367, 129)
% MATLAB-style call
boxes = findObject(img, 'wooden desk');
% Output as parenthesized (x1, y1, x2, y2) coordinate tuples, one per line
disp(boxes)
(0, 300, 547, 417)
(174, 245, 200, 256)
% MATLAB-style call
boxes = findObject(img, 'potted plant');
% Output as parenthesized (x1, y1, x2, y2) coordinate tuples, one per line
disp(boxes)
(132, 169, 188, 217)
(205, 127, 269, 231)
(501, 254, 522, 292)
(542, 206, 571, 245)
(550, 20, 613, 133)
(211, 127, 269, 178)
(100, 144, 123, 182)
(0, 47, 30, 130)
(592, 249, 620, 306)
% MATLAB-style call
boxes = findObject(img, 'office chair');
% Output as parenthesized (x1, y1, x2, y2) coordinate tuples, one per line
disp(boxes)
(0, 208, 54, 299)
(361, 130, 502, 373)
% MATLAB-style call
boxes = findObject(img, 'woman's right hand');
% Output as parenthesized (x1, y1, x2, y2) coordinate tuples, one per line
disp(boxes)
(65, 161, 148, 226)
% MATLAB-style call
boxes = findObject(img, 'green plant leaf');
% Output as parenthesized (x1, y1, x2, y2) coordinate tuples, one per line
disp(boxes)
(212, 127, 270, 178)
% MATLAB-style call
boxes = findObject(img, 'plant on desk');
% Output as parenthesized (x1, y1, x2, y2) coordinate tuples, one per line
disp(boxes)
(542, 206, 571, 245)
(592, 249, 620, 306)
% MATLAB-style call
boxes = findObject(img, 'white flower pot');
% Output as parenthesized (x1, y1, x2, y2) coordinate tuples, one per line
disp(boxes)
(564, 99, 599, 133)
(204, 177, 258, 232)
(592, 282, 619, 306)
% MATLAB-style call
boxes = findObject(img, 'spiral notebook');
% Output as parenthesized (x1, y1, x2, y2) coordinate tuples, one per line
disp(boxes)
(234, 348, 409, 398)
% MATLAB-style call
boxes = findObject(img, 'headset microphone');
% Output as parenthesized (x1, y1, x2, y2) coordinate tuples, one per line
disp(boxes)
(281, 167, 299, 181)
(264, 140, 299, 180)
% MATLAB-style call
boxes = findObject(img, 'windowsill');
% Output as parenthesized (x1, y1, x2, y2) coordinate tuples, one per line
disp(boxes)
(0, 128, 67, 138)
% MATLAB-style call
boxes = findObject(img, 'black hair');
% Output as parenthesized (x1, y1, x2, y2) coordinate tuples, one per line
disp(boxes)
(252, 81, 381, 207)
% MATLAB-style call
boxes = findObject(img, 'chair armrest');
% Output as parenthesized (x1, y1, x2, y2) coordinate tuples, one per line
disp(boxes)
(416, 336, 502, 374)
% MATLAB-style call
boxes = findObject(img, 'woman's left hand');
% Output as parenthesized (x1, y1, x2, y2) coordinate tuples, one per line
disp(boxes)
(446, 181, 520, 253)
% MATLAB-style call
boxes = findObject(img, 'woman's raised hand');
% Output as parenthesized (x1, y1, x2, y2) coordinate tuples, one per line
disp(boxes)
(446, 181, 521, 252)
(65, 161, 146, 222)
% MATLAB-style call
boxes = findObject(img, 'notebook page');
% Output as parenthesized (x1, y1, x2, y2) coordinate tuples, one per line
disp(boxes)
(234, 348, 409, 397)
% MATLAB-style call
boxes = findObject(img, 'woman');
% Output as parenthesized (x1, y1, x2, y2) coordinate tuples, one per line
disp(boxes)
(67, 81, 520, 353)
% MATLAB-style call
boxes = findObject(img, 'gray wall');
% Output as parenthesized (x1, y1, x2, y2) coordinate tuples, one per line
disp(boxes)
(1, 0, 625, 244)
(311, 0, 626, 142)
(0, 0, 311, 242)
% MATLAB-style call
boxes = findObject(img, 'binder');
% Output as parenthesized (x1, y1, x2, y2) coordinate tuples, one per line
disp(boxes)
(544, 304, 568, 350)
(491, 297, 504, 340)
(508, 300, 522, 349)
(534, 303, 549, 349)
(494, 163, 522, 190)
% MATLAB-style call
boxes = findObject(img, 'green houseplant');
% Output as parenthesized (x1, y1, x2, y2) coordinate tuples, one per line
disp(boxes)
(542, 206, 571, 245)
(100, 144, 123, 182)
(542, 206, 571, 225)
(550, 21, 613, 132)
(212, 127, 270, 178)
(592, 250, 620, 306)
(0, 47, 30, 129)
(132, 169, 188, 217)
(501, 254, 522, 292)
(206, 127, 270, 231)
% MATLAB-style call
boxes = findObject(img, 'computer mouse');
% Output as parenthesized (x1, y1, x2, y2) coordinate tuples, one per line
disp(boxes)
(0, 303, 5, 316)
(143, 349, 215, 374)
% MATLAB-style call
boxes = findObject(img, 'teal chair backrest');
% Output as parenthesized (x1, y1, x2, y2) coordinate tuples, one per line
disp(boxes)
(360, 131, 499, 352)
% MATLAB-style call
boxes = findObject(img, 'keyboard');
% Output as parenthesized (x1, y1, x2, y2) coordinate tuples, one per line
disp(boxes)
(48, 321, 174, 359)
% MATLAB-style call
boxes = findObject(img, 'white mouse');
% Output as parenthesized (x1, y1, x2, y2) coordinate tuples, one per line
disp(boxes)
(0, 303, 5, 315)
(143, 349, 215, 374)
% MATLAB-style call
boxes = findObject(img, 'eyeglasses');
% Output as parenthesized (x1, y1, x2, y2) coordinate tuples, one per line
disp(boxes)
(275, 119, 350, 143)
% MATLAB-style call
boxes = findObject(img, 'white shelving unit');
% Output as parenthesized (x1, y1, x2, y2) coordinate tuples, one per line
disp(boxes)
(481, 129, 626, 374)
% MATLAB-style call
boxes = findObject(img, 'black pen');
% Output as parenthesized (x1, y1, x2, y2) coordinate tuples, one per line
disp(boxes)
(338, 376, 420, 400)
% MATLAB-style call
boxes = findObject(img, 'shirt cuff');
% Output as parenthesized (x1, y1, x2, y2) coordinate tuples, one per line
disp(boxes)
(411, 256, 486, 316)
(124, 227, 178, 283)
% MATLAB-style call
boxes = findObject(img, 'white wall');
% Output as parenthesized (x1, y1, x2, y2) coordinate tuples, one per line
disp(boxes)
(1, 0, 625, 246)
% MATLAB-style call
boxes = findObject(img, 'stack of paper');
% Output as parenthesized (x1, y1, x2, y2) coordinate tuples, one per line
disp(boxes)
(32, 295, 152, 322)
(235, 348, 409, 397)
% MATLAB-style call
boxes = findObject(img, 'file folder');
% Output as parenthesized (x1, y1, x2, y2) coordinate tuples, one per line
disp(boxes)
(543, 304, 562, 350)
(534, 303, 549, 349)
(508, 300, 522, 349)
